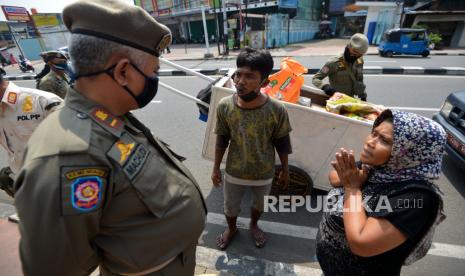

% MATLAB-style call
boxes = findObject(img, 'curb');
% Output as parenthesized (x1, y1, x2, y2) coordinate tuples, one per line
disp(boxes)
(166, 51, 465, 61)
(365, 52, 465, 56)
(158, 67, 465, 76)
(4, 75, 36, 81)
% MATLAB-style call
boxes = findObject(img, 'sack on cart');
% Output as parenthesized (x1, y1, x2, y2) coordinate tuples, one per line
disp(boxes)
(326, 92, 385, 121)
(196, 77, 223, 121)
(262, 58, 308, 104)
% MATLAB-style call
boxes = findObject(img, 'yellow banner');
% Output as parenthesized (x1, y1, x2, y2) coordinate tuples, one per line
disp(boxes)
(32, 14, 59, 27)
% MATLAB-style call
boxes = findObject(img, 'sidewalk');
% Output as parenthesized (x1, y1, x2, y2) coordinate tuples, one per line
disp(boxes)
(162, 38, 465, 61)
(0, 219, 233, 276)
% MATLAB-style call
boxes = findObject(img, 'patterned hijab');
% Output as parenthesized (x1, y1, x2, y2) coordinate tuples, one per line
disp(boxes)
(365, 109, 447, 265)
(368, 109, 446, 183)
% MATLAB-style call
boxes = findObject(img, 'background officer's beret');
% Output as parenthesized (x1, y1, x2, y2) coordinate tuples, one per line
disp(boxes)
(63, 0, 171, 57)
(349, 33, 369, 55)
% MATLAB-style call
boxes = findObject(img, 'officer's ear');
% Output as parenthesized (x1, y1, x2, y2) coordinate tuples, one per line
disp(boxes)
(112, 58, 131, 86)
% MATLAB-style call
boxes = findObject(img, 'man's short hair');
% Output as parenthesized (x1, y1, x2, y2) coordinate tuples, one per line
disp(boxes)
(236, 47, 274, 80)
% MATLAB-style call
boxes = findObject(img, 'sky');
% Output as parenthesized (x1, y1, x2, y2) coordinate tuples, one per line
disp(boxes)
(0, 0, 135, 21)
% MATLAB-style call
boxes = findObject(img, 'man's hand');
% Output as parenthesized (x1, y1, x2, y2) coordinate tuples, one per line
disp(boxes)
(211, 168, 222, 187)
(278, 169, 289, 191)
(331, 148, 368, 191)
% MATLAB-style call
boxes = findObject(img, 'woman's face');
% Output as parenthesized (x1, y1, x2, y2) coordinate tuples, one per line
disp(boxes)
(360, 121, 394, 166)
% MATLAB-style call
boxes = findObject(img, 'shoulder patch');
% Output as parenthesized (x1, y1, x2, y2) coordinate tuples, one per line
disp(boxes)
(61, 167, 109, 215)
(107, 132, 150, 180)
(7, 92, 17, 104)
(321, 66, 329, 74)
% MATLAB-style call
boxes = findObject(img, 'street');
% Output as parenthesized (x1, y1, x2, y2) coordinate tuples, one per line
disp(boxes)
(1, 68, 464, 274)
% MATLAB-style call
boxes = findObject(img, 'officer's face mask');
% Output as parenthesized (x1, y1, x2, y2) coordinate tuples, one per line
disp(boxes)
(74, 63, 159, 109)
(51, 61, 68, 72)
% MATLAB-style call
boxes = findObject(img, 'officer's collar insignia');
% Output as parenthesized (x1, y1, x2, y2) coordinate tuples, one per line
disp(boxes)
(22, 96, 33, 113)
(7, 92, 17, 104)
(61, 167, 109, 215)
(116, 141, 135, 164)
(90, 107, 123, 137)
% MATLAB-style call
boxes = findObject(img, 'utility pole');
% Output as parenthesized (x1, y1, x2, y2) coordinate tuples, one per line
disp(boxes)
(222, 0, 228, 55)
(201, 5, 213, 58)
(213, 0, 221, 56)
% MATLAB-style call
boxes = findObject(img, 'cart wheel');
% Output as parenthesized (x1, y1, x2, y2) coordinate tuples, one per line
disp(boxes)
(270, 165, 313, 197)
(421, 51, 430, 57)
(385, 51, 393, 57)
(379, 51, 385, 57)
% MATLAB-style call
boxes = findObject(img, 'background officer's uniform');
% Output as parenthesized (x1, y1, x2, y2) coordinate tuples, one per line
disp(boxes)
(0, 82, 62, 195)
(312, 54, 366, 99)
(38, 69, 69, 99)
(14, 1, 207, 275)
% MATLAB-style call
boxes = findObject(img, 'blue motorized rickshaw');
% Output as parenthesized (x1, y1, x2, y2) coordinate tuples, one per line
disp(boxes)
(378, 28, 430, 57)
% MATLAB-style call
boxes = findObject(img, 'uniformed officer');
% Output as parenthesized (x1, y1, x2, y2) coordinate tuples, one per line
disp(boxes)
(0, 73, 62, 197)
(37, 50, 70, 99)
(312, 33, 369, 101)
(14, 0, 207, 275)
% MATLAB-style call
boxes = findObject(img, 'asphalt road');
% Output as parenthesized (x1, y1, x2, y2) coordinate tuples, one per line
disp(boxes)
(1, 74, 465, 275)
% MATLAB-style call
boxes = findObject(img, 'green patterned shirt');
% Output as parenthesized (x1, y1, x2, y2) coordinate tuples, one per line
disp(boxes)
(215, 95, 292, 180)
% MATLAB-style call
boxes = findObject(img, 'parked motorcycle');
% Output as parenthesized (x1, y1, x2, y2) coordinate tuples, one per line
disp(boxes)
(18, 55, 35, 73)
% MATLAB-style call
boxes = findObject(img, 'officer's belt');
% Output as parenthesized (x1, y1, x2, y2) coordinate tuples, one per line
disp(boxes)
(120, 256, 176, 275)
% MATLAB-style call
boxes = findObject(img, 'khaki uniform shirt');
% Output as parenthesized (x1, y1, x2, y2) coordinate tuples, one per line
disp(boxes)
(0, 82, 62, 177)
(38, 70, 69, 99)
(312, 54, 367, 99)
(14, 88, 207, 276)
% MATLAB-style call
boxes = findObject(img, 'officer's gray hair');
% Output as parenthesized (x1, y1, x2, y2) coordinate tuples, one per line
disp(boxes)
(69, 34, 151, 76)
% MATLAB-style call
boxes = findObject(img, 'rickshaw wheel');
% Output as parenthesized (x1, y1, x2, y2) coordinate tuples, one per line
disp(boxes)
(270, 165, 313, 197)
(421, 51, 430, 57)
(385, 51, 393, 57)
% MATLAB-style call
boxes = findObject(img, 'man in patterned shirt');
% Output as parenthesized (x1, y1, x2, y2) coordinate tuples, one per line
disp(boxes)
(212, 47, 292, 249)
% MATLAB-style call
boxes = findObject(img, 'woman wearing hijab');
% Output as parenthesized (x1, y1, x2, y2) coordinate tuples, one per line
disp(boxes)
(316, 109, 446, 276)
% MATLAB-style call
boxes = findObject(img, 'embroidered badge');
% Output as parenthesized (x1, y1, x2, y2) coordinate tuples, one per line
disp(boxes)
(91, 108, 122, 129)
(61, 167, 108, 215)
(22, 96, 33, 113)
(7, 92, 17, 104)
(116, 141, 135, 164)
(321, 66, 329, 74)
(71, 176, 102, 211)
(107, 133, 150, 180)
(65, 168, 107, 180)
